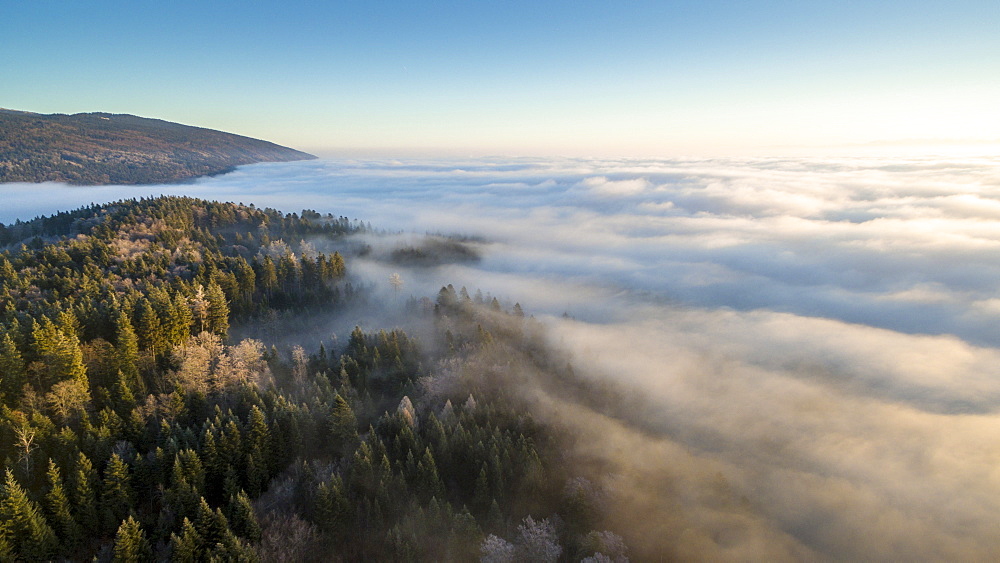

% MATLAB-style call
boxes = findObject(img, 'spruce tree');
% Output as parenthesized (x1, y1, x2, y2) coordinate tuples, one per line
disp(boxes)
(227, 490, 261, 543)
(331, 393, 359, 456)
(44, 459, 81, 553)
(111, 515, 152, 563)
(114, 310, 142, 396)
(169, 517, 201, 561)
(416, 447, 445, 502)
(102, 453, 133, 533)
(32, 317, 88, 388)
(135, 299, 164, 358)
(0, 468, 57, 560)
(205, 280, 229, 336)
(71, 452, 99, 535)
(0, 331, 25, 405)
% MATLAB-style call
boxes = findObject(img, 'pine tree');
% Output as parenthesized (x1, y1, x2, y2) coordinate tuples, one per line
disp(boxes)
(330, 394, 359, 456)
(0, 468, 57, 560)
(474, 464, 492, 514)
(246, 405, 270, 459)
(44, 459, 81, 552)
(258, 256, 278, 298)
(227, 490, 261, 542)
(114, 309, 143, 396)
(316, 476, 350, 540)
(32, 317, 88, 388)
(195, 497, 241, 554)
(205, 280, 230, 336)
(102, 453, 133, 533)
(110, 369, 137, 415)
(71, 451, 99, 535)
(451, 505, 483, 560)
(111, 515, 152, 562)
(201, 427, 223, 502)
(172, 291, 195, 342)
(0, 331, 25, 405)
(416, 447, 445, 502)
(135, 299, 165, 358)
(169, 517, 201, 561)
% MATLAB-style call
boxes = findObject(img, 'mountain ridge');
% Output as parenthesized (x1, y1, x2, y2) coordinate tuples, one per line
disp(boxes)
(0, 109, 315, 185)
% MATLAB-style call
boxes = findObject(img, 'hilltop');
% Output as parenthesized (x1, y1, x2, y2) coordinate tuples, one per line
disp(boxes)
(0, 196, 630, 561)
(0, 109, 315, 185)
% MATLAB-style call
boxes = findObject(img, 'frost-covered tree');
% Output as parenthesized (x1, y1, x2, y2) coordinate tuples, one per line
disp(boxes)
(291, 345, 308, 384)
(480, 533, 515, 563)
(581, 530, 629, 562)
(397, 395, 416, 427)
(515, 516, 562, 562)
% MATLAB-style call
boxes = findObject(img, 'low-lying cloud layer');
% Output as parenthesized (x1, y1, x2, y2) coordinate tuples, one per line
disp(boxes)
(5, 153, 1000, 557)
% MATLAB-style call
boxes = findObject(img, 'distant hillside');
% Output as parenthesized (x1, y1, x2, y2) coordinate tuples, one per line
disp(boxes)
(0, 109, 315, 185)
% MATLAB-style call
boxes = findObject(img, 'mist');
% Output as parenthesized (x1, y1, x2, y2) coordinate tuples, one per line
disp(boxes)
(5, 153, 1000, 558)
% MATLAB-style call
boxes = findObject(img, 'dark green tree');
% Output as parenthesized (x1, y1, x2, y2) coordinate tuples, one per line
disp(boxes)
(0, 331, 25, 405)
(135, 298, 165, 359)
(111, 515, 152, 563)
(44, 459, 81, 552)
(205, 280, 229, 336)
(102, 453, 133, 532)
(0, 468, 57, 560)
(71, 452, 99, 535)
(169, 517, 201, 561)
(227, 489, 262, 543)
(114, 310, 144, 397)
(330, 394, 359, 456)
(31, 317, 88, 388)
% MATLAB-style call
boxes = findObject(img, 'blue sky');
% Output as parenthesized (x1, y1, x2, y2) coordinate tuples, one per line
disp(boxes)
(3, 1, 998, 155)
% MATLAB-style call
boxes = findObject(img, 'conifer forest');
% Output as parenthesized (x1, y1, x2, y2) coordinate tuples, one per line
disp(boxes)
(0, 196, 630, 561)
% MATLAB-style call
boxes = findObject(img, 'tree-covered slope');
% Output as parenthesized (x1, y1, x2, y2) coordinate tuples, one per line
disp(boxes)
(0, 197, 631, 561)
(0, 109, 315, 185)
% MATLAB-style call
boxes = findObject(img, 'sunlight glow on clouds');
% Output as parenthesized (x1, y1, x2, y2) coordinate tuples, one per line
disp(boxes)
(6, 153, 1000, 556)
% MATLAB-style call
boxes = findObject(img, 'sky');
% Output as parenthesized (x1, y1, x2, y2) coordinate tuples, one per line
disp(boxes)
(3, 1, 999, 155)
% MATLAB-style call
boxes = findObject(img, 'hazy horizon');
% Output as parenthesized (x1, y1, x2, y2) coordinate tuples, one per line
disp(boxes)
(4, 1, 997, 155)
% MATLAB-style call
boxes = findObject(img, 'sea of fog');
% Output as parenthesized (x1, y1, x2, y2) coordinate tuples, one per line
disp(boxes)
(5, 154, 1000, 558)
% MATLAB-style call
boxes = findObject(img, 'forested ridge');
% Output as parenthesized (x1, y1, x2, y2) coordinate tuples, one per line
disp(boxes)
(0, 109, 315, 185)
(0, 197, 631, 561)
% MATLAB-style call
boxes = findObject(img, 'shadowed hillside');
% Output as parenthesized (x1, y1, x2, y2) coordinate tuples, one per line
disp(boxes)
(0, 109, 315, 185)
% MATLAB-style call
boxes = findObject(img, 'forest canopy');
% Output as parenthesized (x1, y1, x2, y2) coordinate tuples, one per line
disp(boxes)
(0, 196, 632, 561)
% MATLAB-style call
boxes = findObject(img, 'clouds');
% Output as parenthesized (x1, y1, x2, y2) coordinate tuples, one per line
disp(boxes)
(6, 153, 1000, 557)
(6, 154, 1000, 343)
(541, 309, 1000, 559)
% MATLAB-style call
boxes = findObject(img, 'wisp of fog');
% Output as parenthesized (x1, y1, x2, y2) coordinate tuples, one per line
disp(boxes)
(5, 153, 1000, 558)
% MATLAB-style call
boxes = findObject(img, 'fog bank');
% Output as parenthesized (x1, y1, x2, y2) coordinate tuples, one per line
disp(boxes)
(5, 153, 1000, 557)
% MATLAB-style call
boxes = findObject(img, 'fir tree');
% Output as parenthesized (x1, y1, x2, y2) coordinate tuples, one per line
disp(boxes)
(32, 317, 88, 388)
(330, 393, 359, 456)
(114, 309, 143, 396)
(71, 451, 99, 535)
(44, 459, 81, 552)
(135, 299, 165, 358)
(111, 516, 152, 562)
(0, 331, 25, 405)
(102, 453, 133, 533)
(0, 468, 57, 560)
(227, 490, 262, 543)
(205, 280, 230, 336)
(169, 517, 201, 561)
